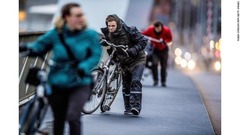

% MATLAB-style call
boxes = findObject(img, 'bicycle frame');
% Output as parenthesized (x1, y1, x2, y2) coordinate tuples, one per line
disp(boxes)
(92, 43, 120, 93)
(19, 51, 51, 135)
(83, 40, 126, 114)
(19, 77, 50, 135)
(100, 39, 128, 79)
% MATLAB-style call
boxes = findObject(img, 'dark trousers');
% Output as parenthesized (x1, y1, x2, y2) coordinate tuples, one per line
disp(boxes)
(151, 48, 169, 83)
(122, 64, 145, 112)
(48, 86, 91, 135)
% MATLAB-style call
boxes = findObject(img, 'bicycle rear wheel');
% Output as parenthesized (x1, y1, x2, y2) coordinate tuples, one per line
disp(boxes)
(82, 69, 107, 114)
(100, 69, 122, 112)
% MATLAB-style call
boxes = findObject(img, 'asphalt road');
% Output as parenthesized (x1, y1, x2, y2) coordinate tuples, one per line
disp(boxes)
(187, 70, 221, 135)
(38, 68, 215, 135)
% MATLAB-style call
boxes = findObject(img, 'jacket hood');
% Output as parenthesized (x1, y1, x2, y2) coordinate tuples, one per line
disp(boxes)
(105, 14, 124, 29)
(103, 14, 127, 36)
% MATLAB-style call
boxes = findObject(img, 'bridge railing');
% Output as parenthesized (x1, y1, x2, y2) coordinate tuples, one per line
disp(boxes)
(19, 31, 51, 106)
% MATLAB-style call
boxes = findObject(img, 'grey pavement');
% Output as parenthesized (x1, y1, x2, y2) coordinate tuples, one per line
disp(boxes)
(39, 68, 215, 135)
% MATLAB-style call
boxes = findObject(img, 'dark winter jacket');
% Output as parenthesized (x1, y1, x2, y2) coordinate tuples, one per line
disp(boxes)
(100, 14, 147, 67)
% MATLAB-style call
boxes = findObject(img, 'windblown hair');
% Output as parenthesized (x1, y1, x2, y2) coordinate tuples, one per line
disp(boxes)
(106, 16, 117, 23)
(54, 3, 87, 29)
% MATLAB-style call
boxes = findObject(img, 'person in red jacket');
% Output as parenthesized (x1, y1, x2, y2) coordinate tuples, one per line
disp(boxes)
(142, 21, 173, 87)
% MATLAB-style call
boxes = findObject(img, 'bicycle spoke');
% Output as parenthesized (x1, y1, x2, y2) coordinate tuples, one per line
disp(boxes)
(82, 69, 107, 114)
(100, 68, 122, 112)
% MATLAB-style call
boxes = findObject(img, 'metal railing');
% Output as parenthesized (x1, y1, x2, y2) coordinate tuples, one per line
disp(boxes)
(19, 31, 51, 106)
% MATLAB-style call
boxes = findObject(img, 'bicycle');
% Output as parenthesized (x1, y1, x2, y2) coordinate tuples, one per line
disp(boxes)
(19, 50, 52, 135)
(82, 39, 129, 114)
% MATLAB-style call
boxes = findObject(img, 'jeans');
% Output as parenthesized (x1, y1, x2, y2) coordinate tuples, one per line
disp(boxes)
(48, 85, 91, 135)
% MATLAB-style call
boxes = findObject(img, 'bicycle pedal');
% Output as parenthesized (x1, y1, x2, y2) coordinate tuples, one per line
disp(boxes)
(108, 89, 116, 93)
(103, 105, 110, 111)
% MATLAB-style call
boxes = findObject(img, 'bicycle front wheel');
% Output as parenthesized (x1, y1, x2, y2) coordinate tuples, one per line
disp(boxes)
(19, 98, 46, 134)
(100, 69, 122, 112)
(82, 69, 107, 114)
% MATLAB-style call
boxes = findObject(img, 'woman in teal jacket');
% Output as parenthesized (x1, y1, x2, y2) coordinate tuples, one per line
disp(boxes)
(20, 3, 102, 135)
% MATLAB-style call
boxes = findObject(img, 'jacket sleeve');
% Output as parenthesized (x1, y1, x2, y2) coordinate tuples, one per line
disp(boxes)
(26, 30, 54, 57)
(78, 31, 102, 75)
(129, 26, 148, 52)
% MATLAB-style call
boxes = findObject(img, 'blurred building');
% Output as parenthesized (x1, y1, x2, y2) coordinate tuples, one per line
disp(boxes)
(19, 0, 58, 32)
(19, 0, 154, 32)
(19, 0, 222, 71)
(169, 0, 221, 71)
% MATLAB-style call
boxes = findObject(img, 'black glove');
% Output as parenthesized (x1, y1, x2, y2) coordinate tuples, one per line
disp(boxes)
(100, 38, 109, 46)
(19, 44, 28, 52)
(126, 47, 138, 57)
(78, 68, 85, 77)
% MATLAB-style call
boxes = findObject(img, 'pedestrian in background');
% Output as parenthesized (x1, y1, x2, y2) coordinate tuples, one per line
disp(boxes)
(142, 21, 172, 87)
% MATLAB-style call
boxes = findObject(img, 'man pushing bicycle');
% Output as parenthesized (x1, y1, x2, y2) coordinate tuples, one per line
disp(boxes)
(100, 14, 147, 115)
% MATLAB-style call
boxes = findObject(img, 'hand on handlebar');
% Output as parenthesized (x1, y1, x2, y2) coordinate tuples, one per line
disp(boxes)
(19, 44, 45, 60)
(100, 39, 128, 49)
(19, 44, 28, 52)
(100, 39, 132, 57)
(100, 39, 109, 46)
(145, 36, 165, 45)
(159, 38, 164, 43)
(19, 43, 32, 57)
(126, 47, 138, 57)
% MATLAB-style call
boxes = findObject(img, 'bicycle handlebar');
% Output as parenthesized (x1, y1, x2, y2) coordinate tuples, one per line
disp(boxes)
(100, 39, 129, 57)
(100, 39, 128, 50)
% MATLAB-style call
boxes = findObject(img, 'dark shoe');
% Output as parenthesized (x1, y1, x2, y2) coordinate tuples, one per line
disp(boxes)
(153, 81, 158, 86)
(161, 82, 166, 87)
(124, 109, 132, 115)
(131, 108, 140, 115)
